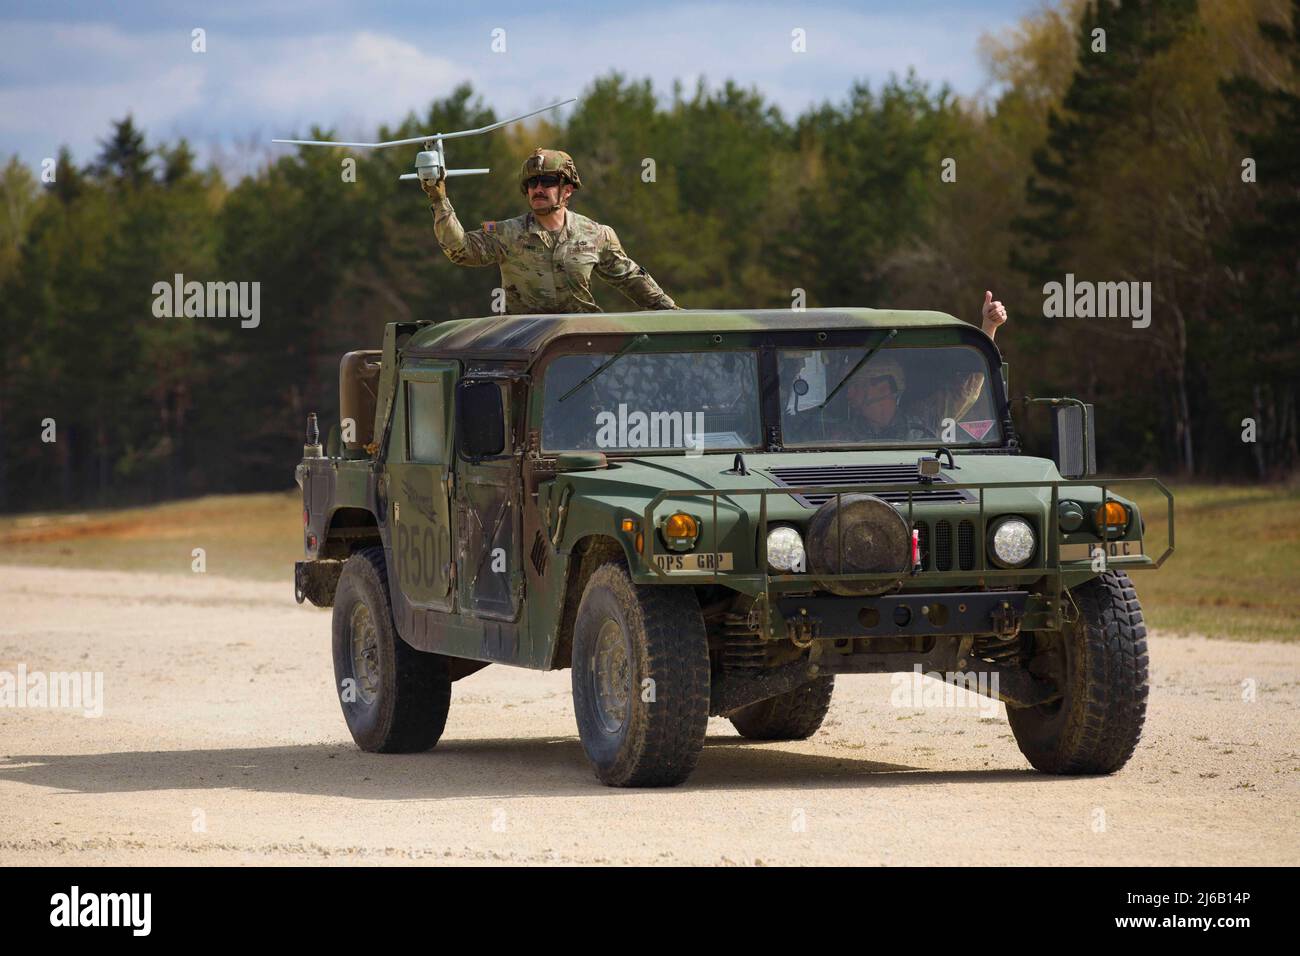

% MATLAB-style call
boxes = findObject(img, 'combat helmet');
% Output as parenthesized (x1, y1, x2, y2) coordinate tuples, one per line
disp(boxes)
(863, 354, 906, 396)
(519, 148, 582, 194)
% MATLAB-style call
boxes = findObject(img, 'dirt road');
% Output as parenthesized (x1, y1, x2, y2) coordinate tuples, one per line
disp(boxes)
(1, 564, 1296, 865)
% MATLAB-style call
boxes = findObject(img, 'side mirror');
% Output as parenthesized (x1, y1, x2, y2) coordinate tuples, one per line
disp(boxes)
(457, 380, 506, 460)
(1052, 403, 1096, 478)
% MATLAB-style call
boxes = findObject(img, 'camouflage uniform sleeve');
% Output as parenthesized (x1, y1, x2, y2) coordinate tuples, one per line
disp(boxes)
(594, 225, 680, 310)
(429, 197, 504, 267)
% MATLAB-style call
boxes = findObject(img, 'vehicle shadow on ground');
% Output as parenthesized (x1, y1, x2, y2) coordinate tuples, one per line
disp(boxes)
(0, 735, 1040, 799)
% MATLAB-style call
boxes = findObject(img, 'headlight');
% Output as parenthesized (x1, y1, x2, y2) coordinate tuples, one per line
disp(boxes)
(766, 526, 806, 573)
(989, 517, 1035, 568)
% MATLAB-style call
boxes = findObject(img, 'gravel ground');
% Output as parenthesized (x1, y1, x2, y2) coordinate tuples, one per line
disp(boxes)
(1, 565, 1296, 866)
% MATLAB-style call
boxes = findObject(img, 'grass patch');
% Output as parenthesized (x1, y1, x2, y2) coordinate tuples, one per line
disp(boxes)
(0, 490, 303, 582)
(1125, 482, 1299, 641)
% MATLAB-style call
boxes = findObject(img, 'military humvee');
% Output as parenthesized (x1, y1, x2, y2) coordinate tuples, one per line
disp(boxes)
(294, 309, 1172, 787)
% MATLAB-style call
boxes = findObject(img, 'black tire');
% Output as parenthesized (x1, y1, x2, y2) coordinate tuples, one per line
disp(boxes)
(571, 561, 710, 787)
(729, 676, 835, 740)
(1007, 570, 1149, 774)
(331, 547, 451, 753)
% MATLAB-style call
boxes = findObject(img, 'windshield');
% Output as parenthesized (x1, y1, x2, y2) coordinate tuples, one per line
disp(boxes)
(542, 351, 762, 453)
(778, 345, 1002, 447)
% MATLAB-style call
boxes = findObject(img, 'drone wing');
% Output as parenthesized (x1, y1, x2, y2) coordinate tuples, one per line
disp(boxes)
(271, 137, 393, 149)
(272, 98, 577, 151)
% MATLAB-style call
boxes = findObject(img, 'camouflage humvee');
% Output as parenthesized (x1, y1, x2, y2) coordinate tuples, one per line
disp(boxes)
(294, 309, 1173, 787)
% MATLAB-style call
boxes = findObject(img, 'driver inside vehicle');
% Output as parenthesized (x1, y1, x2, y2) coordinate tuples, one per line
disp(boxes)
(794, 353, 987, 444)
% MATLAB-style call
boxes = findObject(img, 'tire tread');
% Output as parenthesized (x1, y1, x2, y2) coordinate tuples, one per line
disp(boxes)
(334, 547, 451, 754)
(1010, 569, 1148, 774)
(575, 562, 710, 787)
(729, 677, 835, 741)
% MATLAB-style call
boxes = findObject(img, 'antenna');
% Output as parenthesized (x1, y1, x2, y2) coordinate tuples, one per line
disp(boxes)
(273, 98, 575, 184)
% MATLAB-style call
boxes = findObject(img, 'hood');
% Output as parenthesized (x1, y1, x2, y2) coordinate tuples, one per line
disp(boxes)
(556, 449, 1079, 526)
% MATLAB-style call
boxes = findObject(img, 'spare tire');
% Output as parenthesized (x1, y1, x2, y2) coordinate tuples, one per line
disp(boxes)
(805, 493, 910, 596)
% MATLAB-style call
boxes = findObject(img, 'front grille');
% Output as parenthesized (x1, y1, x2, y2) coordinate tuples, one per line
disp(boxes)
(766, 464, 973, 508)
(914, 518, 977, 572)
(957, 520, 976, 570)
(934, 520, 953, 571)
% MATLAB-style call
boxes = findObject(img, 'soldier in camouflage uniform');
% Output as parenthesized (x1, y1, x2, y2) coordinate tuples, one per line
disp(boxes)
(830, 355, 986, 443)
(798, 293, 1008, 443)
(422, 148, 680, 314)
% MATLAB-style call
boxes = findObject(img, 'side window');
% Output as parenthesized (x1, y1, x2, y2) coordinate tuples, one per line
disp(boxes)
(405, 379, 449, 465)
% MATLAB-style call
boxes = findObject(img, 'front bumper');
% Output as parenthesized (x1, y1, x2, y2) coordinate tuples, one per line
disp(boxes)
(776, 590, 1060, 640)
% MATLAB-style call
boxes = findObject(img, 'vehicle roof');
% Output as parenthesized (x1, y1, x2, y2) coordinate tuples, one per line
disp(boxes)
(402, 308, 971, 361)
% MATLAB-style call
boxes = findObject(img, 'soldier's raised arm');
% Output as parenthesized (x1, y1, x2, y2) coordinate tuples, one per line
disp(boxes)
(594, 224, 681, 310)
(422, 177, 503, 268)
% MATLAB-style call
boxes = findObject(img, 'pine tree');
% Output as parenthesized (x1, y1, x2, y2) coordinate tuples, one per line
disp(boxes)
(1220, 0, 1300, 478)
(1013, 0, 1196, 280)
(93, 115, 153, 186)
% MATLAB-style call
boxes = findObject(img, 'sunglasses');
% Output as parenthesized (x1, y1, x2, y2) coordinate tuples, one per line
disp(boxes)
(525, 174, 564, 190)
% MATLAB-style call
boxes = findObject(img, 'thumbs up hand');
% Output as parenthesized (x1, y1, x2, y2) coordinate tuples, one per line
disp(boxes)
(981, 290, 1007, 340)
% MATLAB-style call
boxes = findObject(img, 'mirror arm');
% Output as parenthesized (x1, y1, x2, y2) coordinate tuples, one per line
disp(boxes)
(1021, 395, 1094, 478)
(1021, 395, 1091, 460)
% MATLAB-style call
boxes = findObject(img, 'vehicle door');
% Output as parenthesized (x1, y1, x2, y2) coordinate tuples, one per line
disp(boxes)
(388, 361, 457, 611)
(455, 377, 522, 621)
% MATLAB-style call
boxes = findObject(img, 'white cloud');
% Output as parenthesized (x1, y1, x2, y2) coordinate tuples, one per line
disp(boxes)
(0, 4, 1004, 172)
(466, 4, 995, 117)
(0, 21, 474, 166)
(220, 32, 468, 127)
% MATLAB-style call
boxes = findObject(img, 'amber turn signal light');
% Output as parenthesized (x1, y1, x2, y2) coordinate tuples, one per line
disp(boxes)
(663, 513, 698, 539)
(1094, 500, 1129, 530)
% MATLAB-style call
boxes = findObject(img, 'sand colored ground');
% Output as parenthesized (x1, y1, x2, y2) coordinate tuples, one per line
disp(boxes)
(1, 565, 1296, 865)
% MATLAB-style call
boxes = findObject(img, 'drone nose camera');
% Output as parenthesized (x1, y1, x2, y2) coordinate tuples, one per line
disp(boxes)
(413, 151, 441, 182)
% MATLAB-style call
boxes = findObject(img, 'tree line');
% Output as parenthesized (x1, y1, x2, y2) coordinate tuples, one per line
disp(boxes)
(0, 0, 1295, 513)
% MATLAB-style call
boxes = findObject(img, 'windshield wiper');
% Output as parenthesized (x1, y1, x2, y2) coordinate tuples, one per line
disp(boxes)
(559, 334, 650, 403)
(808, 328, 898, 410)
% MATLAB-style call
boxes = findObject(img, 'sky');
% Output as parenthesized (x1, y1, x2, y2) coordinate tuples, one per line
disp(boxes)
(0, 0, 1046, 175)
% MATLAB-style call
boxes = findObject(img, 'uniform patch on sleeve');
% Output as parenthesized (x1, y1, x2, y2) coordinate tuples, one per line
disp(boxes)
(482, 221, 497, 233)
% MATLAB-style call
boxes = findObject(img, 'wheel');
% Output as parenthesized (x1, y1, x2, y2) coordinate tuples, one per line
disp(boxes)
(570, 561, 710, 787)
(331, 547, 452, 753)
(729, 676, 835, 740)
(1007, 570, 1149, 774)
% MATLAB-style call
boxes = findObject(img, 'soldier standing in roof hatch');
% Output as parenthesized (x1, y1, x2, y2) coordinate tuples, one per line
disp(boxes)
(422, 147, 681, 314)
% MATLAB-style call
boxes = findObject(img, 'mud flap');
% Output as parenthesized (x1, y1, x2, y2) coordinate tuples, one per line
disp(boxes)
(295, 560, 344, 608)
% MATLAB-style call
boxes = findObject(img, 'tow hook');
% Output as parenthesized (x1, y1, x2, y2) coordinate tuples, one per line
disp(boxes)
(991, 600, 1023, 640)
(786, 608, 821, 648)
